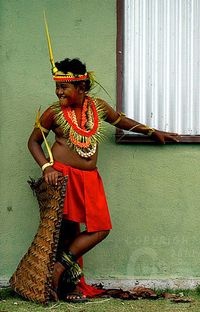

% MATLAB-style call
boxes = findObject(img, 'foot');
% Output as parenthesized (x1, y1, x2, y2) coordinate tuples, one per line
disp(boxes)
(51, 261, 65, 294)
(64, 286, 88, 303)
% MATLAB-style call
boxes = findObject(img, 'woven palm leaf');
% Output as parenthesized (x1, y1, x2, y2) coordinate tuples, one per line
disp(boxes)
(9, 176, 67, 304)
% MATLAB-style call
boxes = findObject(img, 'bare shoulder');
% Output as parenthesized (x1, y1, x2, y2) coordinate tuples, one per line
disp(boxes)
(95, 97, 115, 114)
(95, 97, 119, 123)
(39, 105, 56, 130)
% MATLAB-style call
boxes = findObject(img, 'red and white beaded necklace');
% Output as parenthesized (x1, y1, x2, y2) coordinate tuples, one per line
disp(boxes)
(52, 96, 105, 158)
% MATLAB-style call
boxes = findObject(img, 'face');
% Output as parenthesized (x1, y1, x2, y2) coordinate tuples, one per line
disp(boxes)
(55, 82, 80, 106)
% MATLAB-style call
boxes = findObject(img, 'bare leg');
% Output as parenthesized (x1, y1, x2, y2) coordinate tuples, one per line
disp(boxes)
(57, 220, 80, 254)
(62, 229, 110, 301)
(52, 220, 79, 293)
(68, 230, 110, 259)
(52, 221, 110, 300)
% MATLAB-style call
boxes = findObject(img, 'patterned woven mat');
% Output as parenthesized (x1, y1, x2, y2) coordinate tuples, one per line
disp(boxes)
(9, 176, 67, 304)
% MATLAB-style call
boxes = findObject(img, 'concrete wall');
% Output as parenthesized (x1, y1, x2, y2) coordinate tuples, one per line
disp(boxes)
(1, 0, 200, 288)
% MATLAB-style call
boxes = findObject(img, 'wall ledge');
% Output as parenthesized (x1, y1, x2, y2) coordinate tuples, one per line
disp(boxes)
(87, 278, 200, 290)
(0, 279, 9, 288)
(1, 278, 200, 290)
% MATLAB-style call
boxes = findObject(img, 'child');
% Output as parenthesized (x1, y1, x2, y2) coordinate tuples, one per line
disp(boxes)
(28, 57, 178, 302)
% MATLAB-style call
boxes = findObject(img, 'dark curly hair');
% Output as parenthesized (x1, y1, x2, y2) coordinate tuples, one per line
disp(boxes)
(55, 58, 91, 91)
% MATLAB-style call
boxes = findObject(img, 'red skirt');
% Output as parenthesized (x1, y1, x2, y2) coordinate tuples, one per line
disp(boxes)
(53, 161, 112, 232)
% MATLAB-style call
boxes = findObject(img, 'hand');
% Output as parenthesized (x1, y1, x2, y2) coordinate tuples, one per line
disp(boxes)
(151, 130, 180, 144)
(43, 166, 63, 185)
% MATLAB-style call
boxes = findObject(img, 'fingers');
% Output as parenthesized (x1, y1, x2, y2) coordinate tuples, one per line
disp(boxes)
(44, 169, 63, 185)
(170, 137, 180, 143)
(165, 134, 180, 143)
(44, 172, 56, 185)
(153, 130, 180, 143)
(58, 176, 64, 182)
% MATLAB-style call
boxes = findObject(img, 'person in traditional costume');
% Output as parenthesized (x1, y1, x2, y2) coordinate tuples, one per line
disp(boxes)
(10, 14, 179, 304)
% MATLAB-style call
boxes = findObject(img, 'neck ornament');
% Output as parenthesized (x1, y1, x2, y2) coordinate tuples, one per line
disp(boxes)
(53, 96, 105, 158)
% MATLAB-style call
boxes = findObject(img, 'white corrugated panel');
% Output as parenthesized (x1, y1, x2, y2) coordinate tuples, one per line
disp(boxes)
(123, 0, 200, 134)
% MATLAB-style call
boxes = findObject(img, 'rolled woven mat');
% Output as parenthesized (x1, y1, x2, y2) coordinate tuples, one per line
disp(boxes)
(9, 176, 68, 304)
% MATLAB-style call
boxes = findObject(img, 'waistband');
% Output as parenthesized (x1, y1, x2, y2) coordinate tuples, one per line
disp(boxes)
(53, 160, 97, 176)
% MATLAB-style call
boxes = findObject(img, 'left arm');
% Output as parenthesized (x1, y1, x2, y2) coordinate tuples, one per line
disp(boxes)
(98, 99, 179, 144)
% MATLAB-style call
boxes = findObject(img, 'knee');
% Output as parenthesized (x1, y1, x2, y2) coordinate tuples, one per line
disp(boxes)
(97, 230, 110, 241)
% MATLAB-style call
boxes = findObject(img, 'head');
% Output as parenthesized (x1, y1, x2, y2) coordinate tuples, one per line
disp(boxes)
(54, 58, 92, 106)
(55, 58, 91, 91)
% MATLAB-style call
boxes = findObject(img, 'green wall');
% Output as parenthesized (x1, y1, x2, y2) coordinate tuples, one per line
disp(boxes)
(1, 0, 200, 285)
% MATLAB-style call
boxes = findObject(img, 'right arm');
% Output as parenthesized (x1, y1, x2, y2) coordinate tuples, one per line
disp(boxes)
(28, 107, 62, 185)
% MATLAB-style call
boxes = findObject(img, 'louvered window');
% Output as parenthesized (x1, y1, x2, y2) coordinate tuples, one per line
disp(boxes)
(117, 0, 200, 143)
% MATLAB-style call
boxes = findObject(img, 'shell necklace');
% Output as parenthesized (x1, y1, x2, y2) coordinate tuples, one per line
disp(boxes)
(53, 96, 105, 158)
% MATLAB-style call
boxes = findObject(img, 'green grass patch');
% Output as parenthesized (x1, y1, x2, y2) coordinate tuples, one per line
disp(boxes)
(1, 288, 200, 312)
